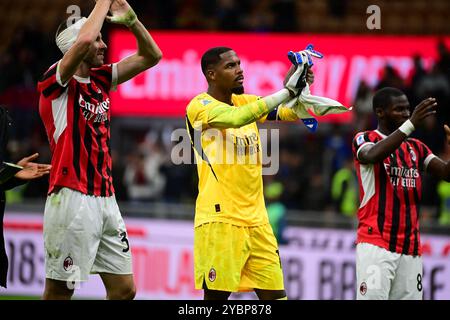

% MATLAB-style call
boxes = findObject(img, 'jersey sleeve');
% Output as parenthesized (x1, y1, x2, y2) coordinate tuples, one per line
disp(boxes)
(417, 140, 437, 171)
(91, 63, 118, 92)
(352, 131, 377, 161)
(186, 95, 269, 130)
(186, 98, 212, 130)
(37, 61, 67, 100)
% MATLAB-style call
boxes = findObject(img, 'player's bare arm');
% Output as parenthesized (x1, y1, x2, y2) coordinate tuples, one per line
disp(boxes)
(59, 0, 112, 84)
(427, 125, 450, 181)
(358, 97, 437, 164)
(109, 0, 163, 84)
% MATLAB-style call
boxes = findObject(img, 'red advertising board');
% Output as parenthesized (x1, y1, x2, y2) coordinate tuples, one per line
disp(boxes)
(109, 31, 450, 123)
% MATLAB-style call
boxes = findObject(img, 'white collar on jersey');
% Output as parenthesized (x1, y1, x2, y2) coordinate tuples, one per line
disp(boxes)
(375, 129, 387, 139)
(73, 74, 90, 83)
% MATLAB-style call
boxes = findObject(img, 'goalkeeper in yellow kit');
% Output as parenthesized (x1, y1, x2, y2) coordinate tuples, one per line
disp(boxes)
(186, 47, 314, 300)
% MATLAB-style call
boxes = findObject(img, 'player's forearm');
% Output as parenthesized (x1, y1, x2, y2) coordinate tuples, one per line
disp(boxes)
(208, 100, 269, 129)
(430, 158, 450, 182)
(128, 20, 163, 67)
(208, 89, 290, 128)
(360, 130, 407, 164)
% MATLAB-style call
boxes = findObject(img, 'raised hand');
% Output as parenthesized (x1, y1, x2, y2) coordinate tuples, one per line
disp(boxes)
(410, 97, 437, 127)
(284, 64, 308, 97)
(15, 153, 52, 180)
(106, 0, 137, 27)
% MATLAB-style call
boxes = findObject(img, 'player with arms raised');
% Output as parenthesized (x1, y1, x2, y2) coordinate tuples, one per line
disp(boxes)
(38, 0, 162, 299)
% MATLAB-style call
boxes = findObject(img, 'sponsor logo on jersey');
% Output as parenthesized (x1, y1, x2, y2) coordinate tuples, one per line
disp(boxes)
(384, 164, 419, 178)
(79, 95, 110, 115)
(79, 94, 110, 123)
(384, 163, 419, 188)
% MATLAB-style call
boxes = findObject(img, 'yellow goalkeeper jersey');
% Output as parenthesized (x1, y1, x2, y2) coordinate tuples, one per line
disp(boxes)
(186, 92, 271, 227)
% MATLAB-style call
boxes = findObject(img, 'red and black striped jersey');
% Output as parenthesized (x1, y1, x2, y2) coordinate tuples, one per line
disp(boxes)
(38, 61, 118, 197)
(352, 130, 436, 256)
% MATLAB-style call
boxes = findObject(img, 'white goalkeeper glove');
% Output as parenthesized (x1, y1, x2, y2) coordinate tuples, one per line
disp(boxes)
(283, 52, 311, 97)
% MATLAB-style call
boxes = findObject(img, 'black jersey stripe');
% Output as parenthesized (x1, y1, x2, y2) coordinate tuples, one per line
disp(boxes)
(72, 86, 81, 181)
(91, 75, 109, 92)
(93, 122, 107, 197)
(84, 120, 96, 195)
(106, 165, 112, 197)
(87, 83, 104, 101)
(377, 157, 387, 234)
(389, 150, 401, 253)
(186, 115, 218, 182)
(94, 69, 112, 80)
(42, 82, 62, 98)
(398, 146, 412, 255)
(105, 121, 113, 196)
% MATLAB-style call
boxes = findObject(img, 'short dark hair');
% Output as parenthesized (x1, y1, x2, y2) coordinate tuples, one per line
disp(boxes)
(201, 47, 233, 76)
(372, 87, 405, 112)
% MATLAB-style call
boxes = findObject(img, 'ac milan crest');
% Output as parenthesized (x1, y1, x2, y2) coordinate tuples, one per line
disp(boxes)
(63, 255, 73, 271)
(208, 268, 216, 282)
(360, 282, 367, 295)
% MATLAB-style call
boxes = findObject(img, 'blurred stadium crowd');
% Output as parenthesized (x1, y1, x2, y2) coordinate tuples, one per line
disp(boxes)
(0, 0, 449, 227)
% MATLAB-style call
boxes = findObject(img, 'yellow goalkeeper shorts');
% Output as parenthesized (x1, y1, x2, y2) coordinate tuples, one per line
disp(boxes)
(194, 222, 285, 292)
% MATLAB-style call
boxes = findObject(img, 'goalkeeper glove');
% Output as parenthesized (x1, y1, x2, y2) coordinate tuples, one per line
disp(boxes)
(288, 44, 324, 67)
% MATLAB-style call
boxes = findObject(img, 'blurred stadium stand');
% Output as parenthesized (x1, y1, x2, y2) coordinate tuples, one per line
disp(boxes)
(1, 0, 450, 52)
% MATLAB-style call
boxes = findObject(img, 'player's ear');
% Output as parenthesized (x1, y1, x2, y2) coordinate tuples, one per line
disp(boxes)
(375, 107, 384, 118)
(207, 69, 215, 81)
